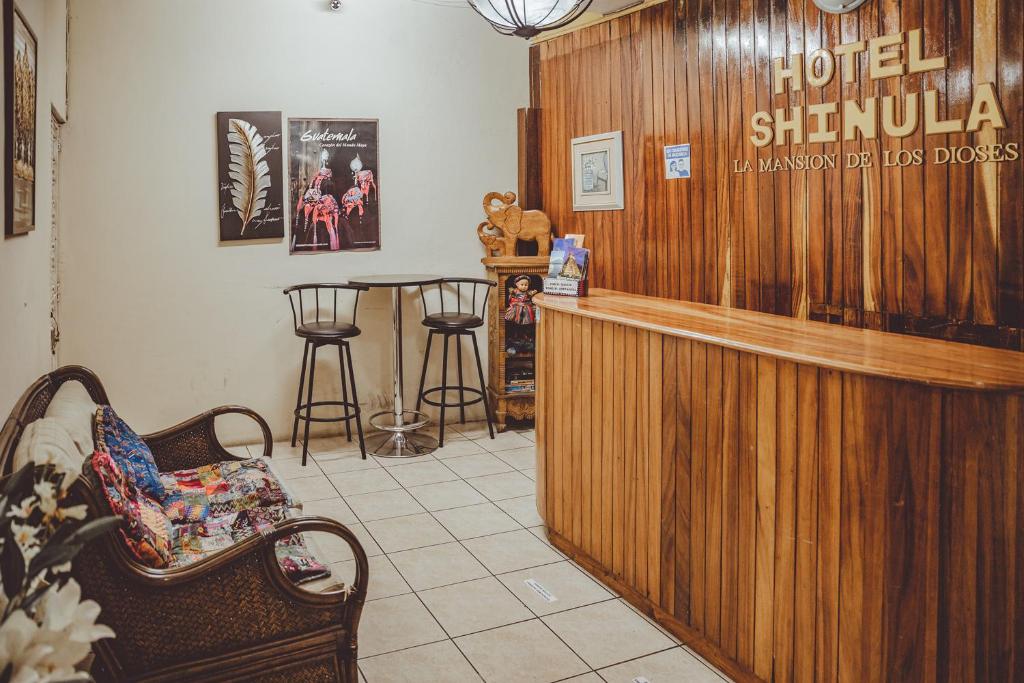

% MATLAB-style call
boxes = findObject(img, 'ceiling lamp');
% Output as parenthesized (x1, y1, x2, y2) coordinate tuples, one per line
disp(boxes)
(469, 0, 594, 38)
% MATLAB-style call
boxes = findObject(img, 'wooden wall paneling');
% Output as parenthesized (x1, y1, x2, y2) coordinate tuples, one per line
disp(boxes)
(726, 0, 747, 310)
(581, 309, 594, 555)
(720, 348, 741, 657)
(699, 0, 720, 305)
(838, 374, 889, 681)
(601, 321, 615, 569)
(535, 0, 1023, 349)
(839, 10, 864, 327)
(736, 352, 758, 669)
(998, 0, 1024, 328)
(946, 0, 974, 322)
(822, 10, 844, 316)
(793, 364, 819, 683)
(659, 334, 677, 611)
(879, 0, 904, 317)
(771, 0, 793, 316)
(690, 341, 708, 635)
(803, 3, 824, 318)
(923, 0, 950, 320)
(772, 360, 798, 682)
(752, 354, 777, 679)
(536, 305, 548, 522)
(683, 0, 707, 303)
(861, 0, 884, 323)
(704, 344, 723, 642)
(814, 369, 841, 683)
(636, 328, 651, 596)
(674, 337, 693, 624)
(787, 0, 808, 318)
(588, 313, 602, 559)
(756, 0, 777, 313)
(662, 6, 682, 301)
(740, 0, 761, 312)
(972, 0, 999, 325)
(969, 392, 1013, 681)
(882, 382, 941, 681)
(939, 390, 980, 681)
(612, 322, 626, 577)
(900, 0, 925, 318)
(715, 0, 735, 308)
(571, 314, 582, 549)
(647, 331, 662, 601)
(536, 297, 1024, 682)
(649, 6, 669, 300)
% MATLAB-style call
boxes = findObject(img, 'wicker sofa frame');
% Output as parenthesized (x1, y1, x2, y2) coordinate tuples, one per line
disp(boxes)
(0, 366, 368, 683)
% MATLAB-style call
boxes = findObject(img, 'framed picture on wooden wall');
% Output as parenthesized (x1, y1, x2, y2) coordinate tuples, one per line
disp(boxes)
(216, 111, 285, 242)
(4, 0, 38, 237)
(288, 118, 381, 254)
(571, 131, 623, 212)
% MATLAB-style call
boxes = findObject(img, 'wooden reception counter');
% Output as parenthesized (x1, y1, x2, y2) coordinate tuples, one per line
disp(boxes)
(534, 289, 1024, 683)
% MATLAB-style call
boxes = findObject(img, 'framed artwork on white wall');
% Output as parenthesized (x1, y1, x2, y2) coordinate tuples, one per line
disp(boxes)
(571, 130, 623, 212)
(5, 0, 38, 237)
(216, 111, 285, 242)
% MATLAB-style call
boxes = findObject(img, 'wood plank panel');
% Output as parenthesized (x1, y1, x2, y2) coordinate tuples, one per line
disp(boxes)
(535, 300, 1024, 683)
(533, 0, 1024, 350)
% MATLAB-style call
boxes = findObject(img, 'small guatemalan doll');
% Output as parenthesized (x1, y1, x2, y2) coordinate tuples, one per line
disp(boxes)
(504, 275, 538, 325)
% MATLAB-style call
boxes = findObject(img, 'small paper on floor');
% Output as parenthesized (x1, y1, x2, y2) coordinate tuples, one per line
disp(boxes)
(632, 678, 651, 683)
(524, 578, 558, 603)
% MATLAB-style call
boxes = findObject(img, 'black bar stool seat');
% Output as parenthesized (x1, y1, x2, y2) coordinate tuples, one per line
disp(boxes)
(423, 313, 484, 330)
(284, 283, 370, 465)
(415, 278, 497, 447)
(296, 321, 362, 339)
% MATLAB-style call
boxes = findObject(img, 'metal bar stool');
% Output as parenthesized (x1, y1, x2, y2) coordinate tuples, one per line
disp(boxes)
(414, 277, 497, 447)
(284, 283, 370, 465)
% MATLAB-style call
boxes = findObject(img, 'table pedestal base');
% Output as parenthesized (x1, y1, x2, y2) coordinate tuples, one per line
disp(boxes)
(365, 431, 439, 457)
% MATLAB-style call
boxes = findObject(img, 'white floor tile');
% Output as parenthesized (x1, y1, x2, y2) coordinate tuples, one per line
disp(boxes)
(494, 495, 544, 527)
(358, 593, 447, 658)
(462, 529, 563, 574)
(542, 600, 675, 669)
(596, 647, 726, 682)
(431, 502, 522, 540)
(359, 640, 482, 682)
(345, 489, 426, 522)
(365, 513, 456, 553)
(465, 471, 535, 502)
(329, 468, 401, 496)
(407, 480, 488, 511)
(496, 561, 614, 616)
(473, 431, 533, 452)
(417, 576, 533, 637)
(454, 619, 589, 683)
(388, 542, 490, 591)
(442, 452, 514, 479)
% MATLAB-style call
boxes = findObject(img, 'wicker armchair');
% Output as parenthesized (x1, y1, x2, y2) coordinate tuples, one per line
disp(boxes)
(0, 366, 367, 683)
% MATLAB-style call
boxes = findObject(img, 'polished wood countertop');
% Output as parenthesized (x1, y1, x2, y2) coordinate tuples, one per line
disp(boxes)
(534, 289, 1024, 392)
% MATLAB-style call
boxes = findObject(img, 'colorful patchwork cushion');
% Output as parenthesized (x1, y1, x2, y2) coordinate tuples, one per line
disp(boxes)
(169, 504, 330, 585)
(95, 406, 166, 502)
(160, 458, 290, 523)
(91, 451, 173, 568)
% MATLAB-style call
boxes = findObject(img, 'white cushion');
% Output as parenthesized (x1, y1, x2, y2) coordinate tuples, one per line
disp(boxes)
(43, 381, 98, 459)
(13, 418, 85, 476)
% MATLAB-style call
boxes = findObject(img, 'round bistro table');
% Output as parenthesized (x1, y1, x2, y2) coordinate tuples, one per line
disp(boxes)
(348, 274, 443, 457)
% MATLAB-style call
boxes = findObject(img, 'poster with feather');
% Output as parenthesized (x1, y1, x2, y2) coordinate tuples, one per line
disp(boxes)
(216, 111, 284, 241)
(288, 118, 380, 254)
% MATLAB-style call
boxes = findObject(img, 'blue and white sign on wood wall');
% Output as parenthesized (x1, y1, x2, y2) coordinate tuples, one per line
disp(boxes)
(664, 143, 691, 179)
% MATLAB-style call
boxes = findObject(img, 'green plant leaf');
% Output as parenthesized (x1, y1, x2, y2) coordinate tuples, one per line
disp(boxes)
(66, 516, 120, 546)
(0, 536, 25, 599)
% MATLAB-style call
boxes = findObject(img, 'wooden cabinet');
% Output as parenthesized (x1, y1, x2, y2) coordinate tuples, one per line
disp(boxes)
(482, 256, 548, 432)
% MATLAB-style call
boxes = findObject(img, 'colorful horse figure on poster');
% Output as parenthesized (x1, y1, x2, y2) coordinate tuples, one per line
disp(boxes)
(295, 168, 341, 250)
(342, 187, 364, 218)
(354, 170, 376, 203)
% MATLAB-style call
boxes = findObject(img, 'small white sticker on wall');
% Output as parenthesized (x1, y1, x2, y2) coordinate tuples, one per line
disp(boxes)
(524, 578, 558, 603)
(664, 143, 691, 179)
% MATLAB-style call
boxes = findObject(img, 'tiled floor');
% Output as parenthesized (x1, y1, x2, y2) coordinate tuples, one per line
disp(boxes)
(234, 422, 729, 683)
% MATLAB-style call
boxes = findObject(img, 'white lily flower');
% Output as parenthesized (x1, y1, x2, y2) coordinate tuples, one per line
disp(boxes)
(32, 483, 58, 517)
(7, 496, 37, 520)
(55, 504, 88, 522)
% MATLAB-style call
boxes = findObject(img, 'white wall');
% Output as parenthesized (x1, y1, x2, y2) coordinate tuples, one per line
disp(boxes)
(0, 0, 67, 417)
(58, 0, 528, 442)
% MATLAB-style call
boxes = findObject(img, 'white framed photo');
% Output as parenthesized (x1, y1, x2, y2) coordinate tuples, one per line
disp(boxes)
(571, 131, 624, 212)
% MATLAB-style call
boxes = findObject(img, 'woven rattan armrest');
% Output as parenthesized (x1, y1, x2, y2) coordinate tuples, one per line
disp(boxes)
(142, 405, 273, 472)
(79, 515, 368, 680)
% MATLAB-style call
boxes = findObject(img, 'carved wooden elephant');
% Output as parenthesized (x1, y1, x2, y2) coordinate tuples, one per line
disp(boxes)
(479, 191, 552, 257)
